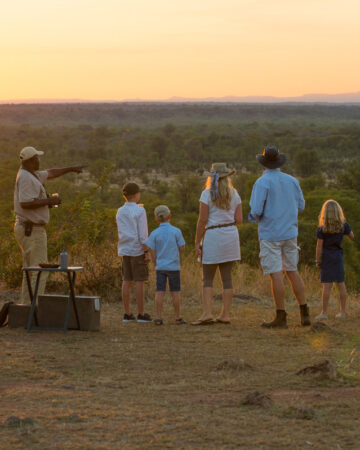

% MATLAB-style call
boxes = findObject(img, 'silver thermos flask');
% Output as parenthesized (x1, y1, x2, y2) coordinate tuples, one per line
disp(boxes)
(60, 250, 68, 269)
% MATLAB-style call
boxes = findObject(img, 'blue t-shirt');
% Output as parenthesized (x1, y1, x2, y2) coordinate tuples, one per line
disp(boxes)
(145, 223, 185, 270)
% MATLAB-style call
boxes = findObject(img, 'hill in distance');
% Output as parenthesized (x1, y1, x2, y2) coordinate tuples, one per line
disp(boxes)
(1, 92, 360, 104)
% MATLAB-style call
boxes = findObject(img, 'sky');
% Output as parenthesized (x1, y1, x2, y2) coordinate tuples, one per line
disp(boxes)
(0, 0, 359, 101)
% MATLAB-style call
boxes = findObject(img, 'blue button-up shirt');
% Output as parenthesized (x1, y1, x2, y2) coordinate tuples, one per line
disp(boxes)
(249, 169, 305, 241)
(146, 222, 185, 271)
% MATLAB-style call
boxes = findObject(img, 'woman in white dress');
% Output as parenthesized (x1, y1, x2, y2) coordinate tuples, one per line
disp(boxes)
(192, 163, 242, 325)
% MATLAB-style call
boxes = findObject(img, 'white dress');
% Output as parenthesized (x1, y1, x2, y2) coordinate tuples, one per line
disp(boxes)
(200, 188, 241, 264)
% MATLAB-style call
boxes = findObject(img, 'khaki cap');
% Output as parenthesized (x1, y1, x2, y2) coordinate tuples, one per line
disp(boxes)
(154, 205, 171, 220)
(19, 146, 44, 161)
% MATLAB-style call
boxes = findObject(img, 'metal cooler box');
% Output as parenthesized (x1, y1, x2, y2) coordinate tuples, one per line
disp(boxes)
(37, 294, 100, 331)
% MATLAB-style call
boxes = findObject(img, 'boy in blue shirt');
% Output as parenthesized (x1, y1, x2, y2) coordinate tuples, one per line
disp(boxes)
(145, 205, 186, 325)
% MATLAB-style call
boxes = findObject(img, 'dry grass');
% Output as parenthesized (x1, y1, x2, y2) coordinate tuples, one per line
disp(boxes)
(1, 268, 360, 449)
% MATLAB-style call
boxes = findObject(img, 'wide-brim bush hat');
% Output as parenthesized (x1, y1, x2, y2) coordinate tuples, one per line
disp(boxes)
(205, 162, 236, 178)
(256, 145, 286, 169)
(19, 146, 44, 161)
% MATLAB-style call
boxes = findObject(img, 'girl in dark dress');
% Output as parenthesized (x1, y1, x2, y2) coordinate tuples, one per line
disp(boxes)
(315, 200, 354, 320)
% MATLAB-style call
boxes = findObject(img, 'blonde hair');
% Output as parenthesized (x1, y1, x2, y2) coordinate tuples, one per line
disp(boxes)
(318, 199, 345, 234)
(205, 176, 234, 210)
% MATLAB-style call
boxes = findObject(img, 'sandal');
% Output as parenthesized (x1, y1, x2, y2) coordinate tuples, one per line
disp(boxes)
(154, 319, 163, 325)
(175, 318, 187, 325)
(215, 318, 231, 324)
(191, 318, 215, 326)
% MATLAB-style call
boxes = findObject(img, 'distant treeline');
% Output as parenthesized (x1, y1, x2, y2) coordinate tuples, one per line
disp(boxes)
(1, 102, 360, 127)
(0, 115, 359, 178)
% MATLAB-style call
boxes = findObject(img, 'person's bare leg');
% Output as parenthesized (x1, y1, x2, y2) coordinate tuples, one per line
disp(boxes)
(122, 280, 132, 315)
(171, 292, 181, 320)
(321, 283, 332, 314)
(155, 291, 165, 320)
(198, 287, 214, 320)
(135, 281, 144, 315)
(338, 282, 347, 314)
(269, 272, 285, 310)
(217, 289, 233, 322)
(286, 270, 306, 305)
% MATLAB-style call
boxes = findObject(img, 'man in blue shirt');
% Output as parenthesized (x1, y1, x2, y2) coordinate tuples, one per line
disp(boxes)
(249, 146, 310, 328)
(145, 205, 186, 325)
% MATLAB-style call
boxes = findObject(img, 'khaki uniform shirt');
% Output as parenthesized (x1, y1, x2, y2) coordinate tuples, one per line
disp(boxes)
(14, 168, 50, 224)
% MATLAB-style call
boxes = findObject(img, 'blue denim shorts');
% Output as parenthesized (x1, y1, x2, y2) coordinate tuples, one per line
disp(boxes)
(156, 270, 181, 292)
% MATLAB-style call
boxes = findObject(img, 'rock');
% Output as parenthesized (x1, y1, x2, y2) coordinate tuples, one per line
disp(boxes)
(296, 360, 337, 380)
(310, 322, 335, 333)
(5, 416, 37, 427)
(285, 407, 316, 420)
(21, 417, 36, 426)
(214, 293, 261, 303)
(57, 413, 81, 423)
(5, 416, 21, 427)
(215, 359, 252, 371)
(61, 384, 75, 390)
(66, 414, 81, 423)
(242, 391, 273, 408)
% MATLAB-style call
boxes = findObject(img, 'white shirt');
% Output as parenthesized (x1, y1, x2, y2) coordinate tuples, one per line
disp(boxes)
(200, 188, 241, 264)
(116, 202, 148, 256)
(14, 169, 50, 224)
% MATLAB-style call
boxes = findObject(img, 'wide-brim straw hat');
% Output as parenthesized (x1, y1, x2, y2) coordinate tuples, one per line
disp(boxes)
(256, 146, 286, 169)
(204, 162, 236, 178)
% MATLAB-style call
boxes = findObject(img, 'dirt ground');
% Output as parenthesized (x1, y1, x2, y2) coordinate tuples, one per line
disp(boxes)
(0, 291, 360, 449)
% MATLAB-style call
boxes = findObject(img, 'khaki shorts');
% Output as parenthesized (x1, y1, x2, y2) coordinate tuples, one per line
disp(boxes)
(259, 238, 299, 274)
(122, 254, 149, 281)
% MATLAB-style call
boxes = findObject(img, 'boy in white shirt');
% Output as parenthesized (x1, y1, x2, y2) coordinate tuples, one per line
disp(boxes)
(116, 183, 152, 323)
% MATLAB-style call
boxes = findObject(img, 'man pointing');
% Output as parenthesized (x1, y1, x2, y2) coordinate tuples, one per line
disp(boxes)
(14, 146, 85, 303)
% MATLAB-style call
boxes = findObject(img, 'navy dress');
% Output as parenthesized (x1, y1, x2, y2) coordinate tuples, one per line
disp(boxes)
(317, 222, 352, 283)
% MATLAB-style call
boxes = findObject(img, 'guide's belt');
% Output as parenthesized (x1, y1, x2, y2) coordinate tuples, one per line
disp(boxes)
(16, 220, 46, 237)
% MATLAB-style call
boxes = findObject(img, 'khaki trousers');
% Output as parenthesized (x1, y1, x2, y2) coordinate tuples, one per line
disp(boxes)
(14, 222, 48, 304)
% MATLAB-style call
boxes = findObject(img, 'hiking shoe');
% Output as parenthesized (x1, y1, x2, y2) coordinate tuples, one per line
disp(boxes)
(175, 318, 187, 325)
(335, 312, 346, 319)
(315, 312, 328, 320)
(261, 310, 288, 329)
(300, 304, 311, 326)
(137, 313, 152, 323)
(123, 313, 135, 323)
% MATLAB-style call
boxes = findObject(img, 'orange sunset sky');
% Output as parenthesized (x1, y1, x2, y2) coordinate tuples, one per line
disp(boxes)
(1, 0, 359, 101)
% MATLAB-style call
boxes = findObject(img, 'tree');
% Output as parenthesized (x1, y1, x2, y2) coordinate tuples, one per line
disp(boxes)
(150, 136, 169, 159)
(175, 174, 202, 213)
(337, 162, 360, 192)
(294, 149, 321, 177)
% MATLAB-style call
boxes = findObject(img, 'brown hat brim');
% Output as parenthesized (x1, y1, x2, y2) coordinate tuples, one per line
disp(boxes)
(203, 168, 236, 178)
(256, 154, 286, 169)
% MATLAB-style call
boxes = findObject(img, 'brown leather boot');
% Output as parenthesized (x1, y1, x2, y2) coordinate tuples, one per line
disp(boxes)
(300, 304, 311, 326)
(261, 310, 287, 329)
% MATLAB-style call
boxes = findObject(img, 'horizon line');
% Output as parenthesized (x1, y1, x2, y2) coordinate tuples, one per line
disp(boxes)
(1, 91, 360, 105)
